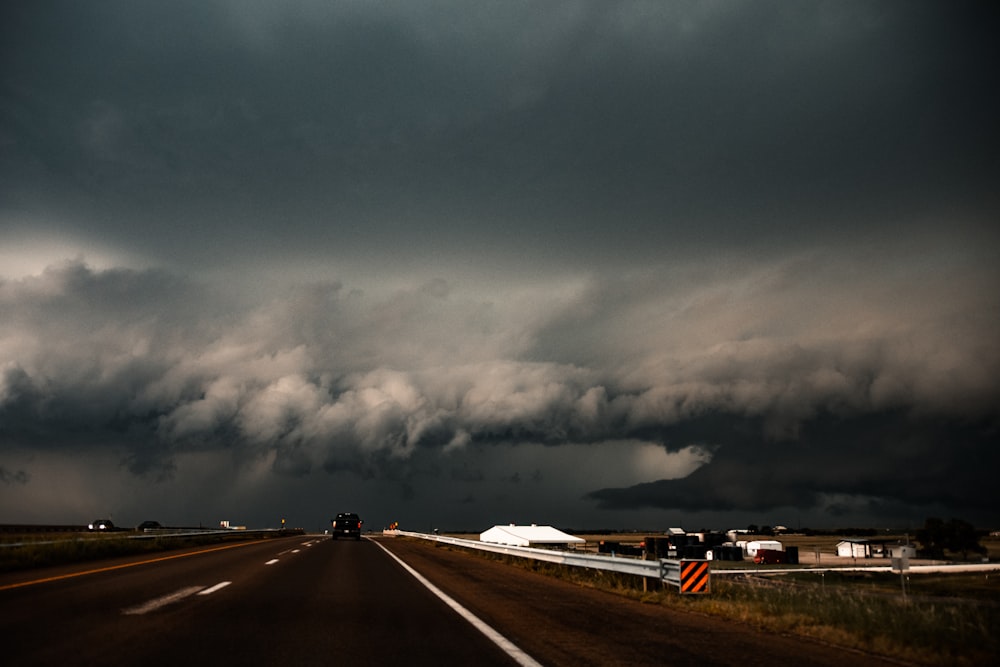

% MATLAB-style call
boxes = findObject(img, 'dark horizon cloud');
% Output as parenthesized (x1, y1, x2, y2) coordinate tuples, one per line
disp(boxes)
(2, 249, 997, 528)
(2, 1, 999, 530)
(588, 410, 999, 514)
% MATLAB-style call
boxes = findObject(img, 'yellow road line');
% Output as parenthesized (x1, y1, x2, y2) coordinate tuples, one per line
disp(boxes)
(0, 539, 274, 592)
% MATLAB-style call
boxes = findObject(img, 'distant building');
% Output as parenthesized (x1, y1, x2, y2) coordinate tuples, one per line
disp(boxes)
(742, 540, 783, 557)
(837, 539, 916, 559)
(479, 524, 585, 548)
(726, 529, 750, 542)
(837, 539, 874, 558)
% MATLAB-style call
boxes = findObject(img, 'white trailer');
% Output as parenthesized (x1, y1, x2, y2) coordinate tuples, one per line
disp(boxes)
(743, 540, 783, 557)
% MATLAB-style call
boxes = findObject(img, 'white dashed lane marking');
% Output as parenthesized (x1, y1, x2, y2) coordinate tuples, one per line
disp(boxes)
(198, 581, 232, 595)
(122, 537, 316, 616)
(123, 586, 204, 615)
(123, 580, 233, 615)
(126, 542, 312, 610)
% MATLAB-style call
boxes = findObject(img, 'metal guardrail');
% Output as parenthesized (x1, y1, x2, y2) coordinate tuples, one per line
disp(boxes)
(387, 530, 708, 592)
(713, 562, 1000, 575)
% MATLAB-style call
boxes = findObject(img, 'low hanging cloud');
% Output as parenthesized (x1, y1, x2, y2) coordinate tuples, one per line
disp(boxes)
(2, 2, 998, 531)
(1, 247, 998, 521)
(0, 465, 30, 485)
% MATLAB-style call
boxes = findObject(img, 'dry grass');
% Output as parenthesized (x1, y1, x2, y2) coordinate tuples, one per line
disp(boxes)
(0, 529, 302, 572)
(435, 536, 999, 667)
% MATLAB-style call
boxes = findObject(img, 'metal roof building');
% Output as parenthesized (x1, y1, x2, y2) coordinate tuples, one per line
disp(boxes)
(479, 524, 585, 547)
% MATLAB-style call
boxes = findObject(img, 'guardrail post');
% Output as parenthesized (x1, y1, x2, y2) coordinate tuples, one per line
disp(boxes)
(659, 559, 679, 587)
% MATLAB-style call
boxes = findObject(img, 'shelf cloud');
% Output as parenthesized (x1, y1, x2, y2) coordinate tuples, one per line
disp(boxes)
(2, 1, 998, 529)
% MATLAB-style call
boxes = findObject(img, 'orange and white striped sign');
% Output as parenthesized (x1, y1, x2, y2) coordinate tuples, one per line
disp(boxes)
(679, 559, 710, 594)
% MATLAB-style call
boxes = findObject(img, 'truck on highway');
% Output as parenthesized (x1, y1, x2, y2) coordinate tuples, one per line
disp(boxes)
(331, 513, 363, 540)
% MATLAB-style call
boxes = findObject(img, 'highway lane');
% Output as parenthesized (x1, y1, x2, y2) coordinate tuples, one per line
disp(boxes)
(2, 534, 906, 666)
(0, 535, 529, 666)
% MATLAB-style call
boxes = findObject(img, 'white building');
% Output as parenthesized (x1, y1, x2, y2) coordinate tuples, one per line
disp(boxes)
(741, 540, 783, 557)
(479, 524, 585, 548)
(837, 539, 873, 558)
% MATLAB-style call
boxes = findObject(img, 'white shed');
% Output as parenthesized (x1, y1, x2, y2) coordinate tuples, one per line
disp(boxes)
(479, 524, 585, 547)
(837, 540, 873, 558)
(743, 540, 783, 557)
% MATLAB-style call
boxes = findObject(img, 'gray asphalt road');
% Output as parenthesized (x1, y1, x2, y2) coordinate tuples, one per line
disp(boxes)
(2, 534, 909, 667)
(0, 536, 523, 666)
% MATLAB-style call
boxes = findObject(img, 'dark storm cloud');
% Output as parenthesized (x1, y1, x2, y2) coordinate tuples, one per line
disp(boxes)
(3, 1, 997, 269)
(0, 465, 29, 485)
(2, 250, 997, 522)
(2, 2, 999, 528)
(587, 411, 1000, 515)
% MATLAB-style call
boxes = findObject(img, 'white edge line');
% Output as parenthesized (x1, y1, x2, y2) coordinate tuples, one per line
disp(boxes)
(123, 586, 204, 615)
(198, 581, 232, 595)
(371, 539, 543, 667)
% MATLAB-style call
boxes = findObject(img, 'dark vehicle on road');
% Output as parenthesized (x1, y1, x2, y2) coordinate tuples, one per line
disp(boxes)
(136, 521, 162, 531)
(88, 519, 115, 531)
(331, 513, 363, 540)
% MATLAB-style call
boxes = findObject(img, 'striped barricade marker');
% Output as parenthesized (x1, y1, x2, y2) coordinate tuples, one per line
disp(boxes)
(679, 559, 710, 594)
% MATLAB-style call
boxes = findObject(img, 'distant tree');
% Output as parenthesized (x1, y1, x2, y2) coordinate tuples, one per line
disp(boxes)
(916, 517, 986, 560)
(746, 524, 759, 534)
(760, 525, 774, 536)
(916, 517, 948, 558)
(945, 518, 986, 560)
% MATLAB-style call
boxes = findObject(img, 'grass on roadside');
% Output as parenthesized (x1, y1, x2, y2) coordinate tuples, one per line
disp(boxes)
(688, 575, 998, 667)
(0, 530, 302, 572)
(0, 534, 168, 571)
(431, 540, 998, 667)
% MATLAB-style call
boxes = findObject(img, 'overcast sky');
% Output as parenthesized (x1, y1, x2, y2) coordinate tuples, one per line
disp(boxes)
(2, 1, 998, 533)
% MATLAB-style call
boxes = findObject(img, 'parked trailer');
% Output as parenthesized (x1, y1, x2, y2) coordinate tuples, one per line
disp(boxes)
(753, 548, 787, 565)
(742, 540, 783, 557)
